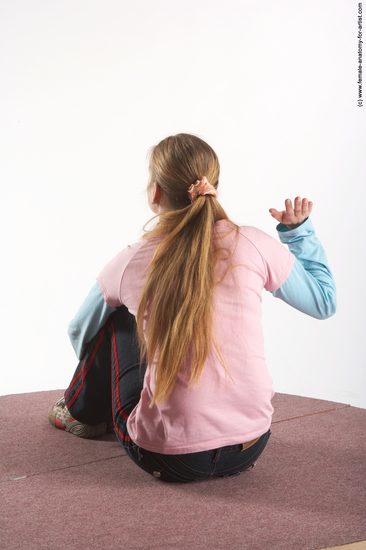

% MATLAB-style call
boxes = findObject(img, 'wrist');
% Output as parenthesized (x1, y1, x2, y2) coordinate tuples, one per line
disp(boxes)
(286, 217, 309, 229)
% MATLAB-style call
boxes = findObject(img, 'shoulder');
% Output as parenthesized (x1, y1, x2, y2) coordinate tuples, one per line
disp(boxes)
(239, 224, 272, 237)
(238, 224, 281, 246)
(97, 238, 145, 279)
(215, 220, 278, 252)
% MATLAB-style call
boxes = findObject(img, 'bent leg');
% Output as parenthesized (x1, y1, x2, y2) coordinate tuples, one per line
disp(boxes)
(108, 306, 147, 447)
(64, 322, 112, 425)
(64, 305, 147, 444)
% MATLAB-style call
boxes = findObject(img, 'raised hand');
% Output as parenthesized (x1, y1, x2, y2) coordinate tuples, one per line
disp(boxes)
(269, 197, 313, 228)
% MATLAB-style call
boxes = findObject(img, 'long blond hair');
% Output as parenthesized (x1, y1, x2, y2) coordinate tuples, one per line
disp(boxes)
(135, 133, 242, 408)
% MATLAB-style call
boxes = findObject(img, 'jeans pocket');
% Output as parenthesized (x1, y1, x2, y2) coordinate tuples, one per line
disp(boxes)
(143, 450, 211, 483)
(214, 429, 271, 478)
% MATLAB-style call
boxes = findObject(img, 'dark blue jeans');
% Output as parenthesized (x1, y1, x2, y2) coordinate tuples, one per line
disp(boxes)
(64, 305, 271, 483)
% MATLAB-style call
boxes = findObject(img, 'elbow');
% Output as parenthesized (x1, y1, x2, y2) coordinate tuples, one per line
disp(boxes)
(320, 291, 337, 320)
(67, 322, 83, 360)
(67, 321, 78, 338)
(320, 307, 336, 320)
(67, 321, 81, 345)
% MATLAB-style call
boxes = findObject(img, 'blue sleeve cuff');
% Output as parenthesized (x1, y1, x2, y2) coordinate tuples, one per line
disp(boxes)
(276, 216, 310, 233)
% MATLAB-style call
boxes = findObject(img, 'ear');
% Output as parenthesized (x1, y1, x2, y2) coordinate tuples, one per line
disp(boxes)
(152, 182, 162, 204)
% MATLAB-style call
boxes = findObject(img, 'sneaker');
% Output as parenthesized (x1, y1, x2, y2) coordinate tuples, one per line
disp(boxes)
(48, 396, 114, 438)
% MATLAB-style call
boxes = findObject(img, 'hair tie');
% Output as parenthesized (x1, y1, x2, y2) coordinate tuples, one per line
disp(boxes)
(187, 176, 217, 204)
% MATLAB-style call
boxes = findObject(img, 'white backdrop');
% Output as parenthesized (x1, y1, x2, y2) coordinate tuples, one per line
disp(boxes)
(1, 0, 365, 408)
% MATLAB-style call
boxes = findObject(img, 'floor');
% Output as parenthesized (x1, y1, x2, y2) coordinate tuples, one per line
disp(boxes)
(0, 389, 365, 550)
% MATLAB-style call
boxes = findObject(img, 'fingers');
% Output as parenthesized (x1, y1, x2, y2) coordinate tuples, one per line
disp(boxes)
(286, 197, 313, 218)
(294, 197, 302, 216)
(268, 208, 281, 221)
(269, 198, 313, 224)
(287, 197, 304, 218)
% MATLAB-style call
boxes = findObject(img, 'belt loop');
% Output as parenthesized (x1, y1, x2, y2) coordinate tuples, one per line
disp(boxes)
(212, 447, 222, 464)
(137, 446, 143, 462)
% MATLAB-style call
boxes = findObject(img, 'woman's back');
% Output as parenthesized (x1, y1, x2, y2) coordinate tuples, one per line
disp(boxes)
(89, 216, 336, 454)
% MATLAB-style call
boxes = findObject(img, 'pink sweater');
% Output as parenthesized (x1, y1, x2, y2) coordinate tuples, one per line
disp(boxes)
(96, 219, 295, 454)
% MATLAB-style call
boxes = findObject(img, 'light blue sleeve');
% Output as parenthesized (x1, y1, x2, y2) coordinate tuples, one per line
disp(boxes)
(67, 279, 117, 360)
(270, 217, 337, 319)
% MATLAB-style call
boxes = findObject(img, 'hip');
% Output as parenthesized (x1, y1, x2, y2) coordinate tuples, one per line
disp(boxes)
(124, 428, 272, 483)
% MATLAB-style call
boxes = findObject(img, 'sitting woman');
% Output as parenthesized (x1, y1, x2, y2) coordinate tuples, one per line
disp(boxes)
(48, 132, 337, 483)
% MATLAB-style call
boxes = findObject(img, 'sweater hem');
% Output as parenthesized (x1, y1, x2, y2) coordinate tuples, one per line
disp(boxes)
(128, 426, 271, 455)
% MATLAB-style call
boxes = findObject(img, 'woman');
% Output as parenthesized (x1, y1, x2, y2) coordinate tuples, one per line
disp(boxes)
(48, 133, 337, 483)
